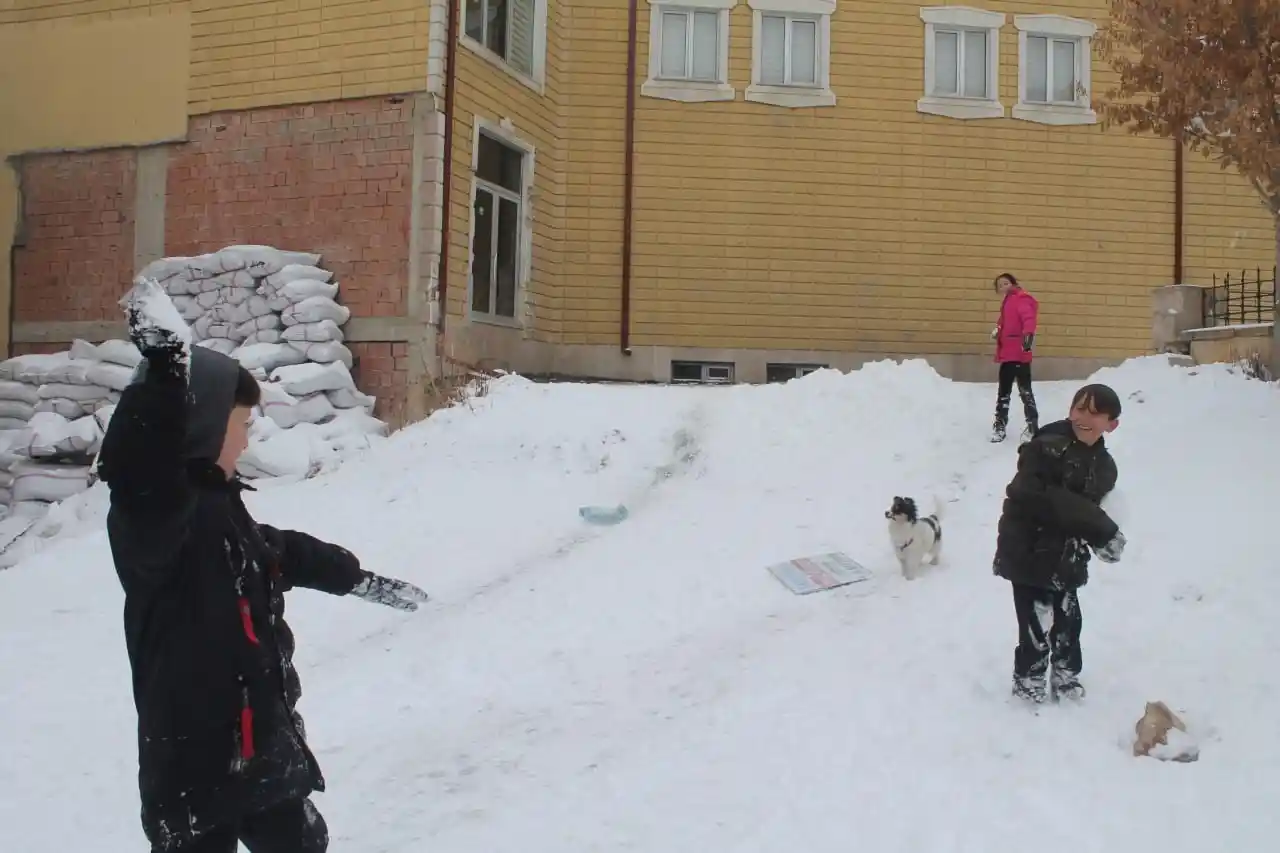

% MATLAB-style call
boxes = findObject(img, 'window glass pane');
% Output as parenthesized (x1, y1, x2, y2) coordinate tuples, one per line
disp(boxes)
(485, 0, 508, 57)
(465, 0, 485, 43)
(934, 30, 958, 95)
(1051, 39, 1076, 101)
(476, 134, 523, 194)
(961, 29, 987, 98)
(760, 15, 786, 85)
(691, 10, 719, 80)
(660, 12, 688, 78)
(790, 19, 818, 85)
(1026, 36, 1048, 102)
(495, 198, 519, 318)
(471, 190, 494, 314)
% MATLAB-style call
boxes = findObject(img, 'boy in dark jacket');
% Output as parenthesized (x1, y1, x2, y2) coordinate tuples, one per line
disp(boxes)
(97, 278, 430, 853)
(993, 383, 1127, 704)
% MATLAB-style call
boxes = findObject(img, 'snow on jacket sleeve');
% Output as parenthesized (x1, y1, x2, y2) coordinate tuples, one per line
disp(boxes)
(1005, 436, 1119, 548)
(257, 524, 366, 595)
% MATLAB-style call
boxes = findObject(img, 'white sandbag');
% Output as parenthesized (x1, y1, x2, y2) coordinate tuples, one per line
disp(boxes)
(0, 400, 34, 421)
(69, 340, 100, 362)
(95, 340, 142, 369)
(243, 329, 282, 346)
(12, 462, 91, 503)
(287, 341, 353, 369)
(38, 383, 115, 403)
(0, 381, 40, 406)
(319, 409, 389, 439)
(281, 320, 344, 344)
(0, 470, 12, 489)
(281, 297, 350, 327)
(294, 393, 336, 426)
(247, 366, 268, 382)
(139, 254, 216, 285)
(326, 387, 375, 412)
(86, 362, 135, 392)
(258, 382, 301, 429)
(22, 412, 102, 459)
(234, 315, 280, 338)
(43, 359, 94, 387)
(93, 405, 116, 433)
(193, 317, 243, 341)
(218, 245, 320, 279)
(1, 353, 71, 385)
(237, 431, 315, 479)
(9, 500, 51, 519)
(197, 338, 240, 356)
(235, 343, 308, 374)
(0, 486, 9, 506)
(172, 294, 202, 321)
(278, 278, 339, 303)
(269, 361, 356, 397)
(0, 417, 28, 432)
(264, 265, 333, 289)
(36, 399, 100, 419)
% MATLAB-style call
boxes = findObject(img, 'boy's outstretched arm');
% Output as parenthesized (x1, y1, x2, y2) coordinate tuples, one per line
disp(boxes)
(97, 278, 196, 574)
(1007, 439, 1120, 548)
(259, 524, 430, 611)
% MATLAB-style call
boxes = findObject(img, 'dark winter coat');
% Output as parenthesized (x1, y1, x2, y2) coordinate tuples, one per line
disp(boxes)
(97, 346, 367, 851)
(993, 420, 1119, 591)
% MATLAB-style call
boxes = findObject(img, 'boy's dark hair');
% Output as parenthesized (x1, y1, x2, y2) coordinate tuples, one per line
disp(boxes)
(1071, 383, 1122, 419)
(994, 272, 1019, 290)
(234, 366, 262, 408)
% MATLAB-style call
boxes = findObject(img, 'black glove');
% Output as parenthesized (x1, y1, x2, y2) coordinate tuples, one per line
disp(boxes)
(1094, 531, 1126, 564)
(1022, 333, 1035, 353)
(121, 276, 190, 382)
(350, 572, 430, 612)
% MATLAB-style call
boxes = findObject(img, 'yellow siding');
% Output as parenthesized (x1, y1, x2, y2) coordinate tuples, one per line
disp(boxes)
(0, 0, 185, 25)
(445, 6, 567, 342)
(1182, 153, 1275, 286)
(550, 0, 1273, 360)
(187, 0, 431, 113)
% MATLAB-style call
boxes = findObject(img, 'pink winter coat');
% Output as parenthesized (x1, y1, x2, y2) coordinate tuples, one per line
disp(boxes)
(995, 287, 1038, 364)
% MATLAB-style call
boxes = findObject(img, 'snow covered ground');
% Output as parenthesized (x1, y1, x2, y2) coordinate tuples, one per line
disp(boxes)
(2, 356, 1278, 852)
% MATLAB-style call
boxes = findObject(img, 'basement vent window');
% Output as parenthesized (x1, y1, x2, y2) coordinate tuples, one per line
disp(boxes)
(766, 363, 826, 383)
(672, 361, 735, 384)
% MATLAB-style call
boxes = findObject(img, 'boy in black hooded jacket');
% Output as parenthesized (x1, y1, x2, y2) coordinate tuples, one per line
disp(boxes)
(993, 383, 1127, 704)
(97, 278, 430, 852)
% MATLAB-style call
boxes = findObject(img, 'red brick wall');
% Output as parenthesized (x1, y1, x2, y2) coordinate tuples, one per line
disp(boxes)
(12, 151, 136, 322)
(348, 342, 409, 424)
(166, 97, 413, 319)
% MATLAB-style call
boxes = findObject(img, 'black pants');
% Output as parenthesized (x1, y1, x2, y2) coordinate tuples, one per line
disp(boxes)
(994, 361, 1038, 432)
(1011, 583, 1082, 693)
(173, 799, 328, 853)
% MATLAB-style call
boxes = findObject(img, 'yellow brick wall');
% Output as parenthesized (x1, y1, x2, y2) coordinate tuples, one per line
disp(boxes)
(445, 2, 566, 343)
(1182, 153, 1275, 287)
(0, 0, 185, 25)
(552, 0, 1275, 360)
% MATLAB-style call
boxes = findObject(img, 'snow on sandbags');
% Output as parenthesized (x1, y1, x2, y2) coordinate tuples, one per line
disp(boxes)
(15, 412, 102, 460)
(237, 410, 388, 480)
(10, 460, 92, 504)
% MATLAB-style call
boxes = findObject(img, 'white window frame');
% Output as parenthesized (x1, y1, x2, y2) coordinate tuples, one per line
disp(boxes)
(642, 0, 737, 103)
(459, 0, 550, 94)
(746, 0, 836, 108)
(467, 117, 535, 329)
(1013, 14, 1097, 126)
(917, 6, 1005, 120)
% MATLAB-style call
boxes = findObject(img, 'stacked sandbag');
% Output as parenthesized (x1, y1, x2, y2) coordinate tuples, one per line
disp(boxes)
(0, 341, 137, 517)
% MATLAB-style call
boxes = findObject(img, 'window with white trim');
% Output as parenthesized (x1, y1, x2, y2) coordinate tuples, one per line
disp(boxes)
(747, 0, 836, 108)
(463, 0, 544, 83)
(470, 131, 529, 322)
(1013, 14, 1097, 125)
(917, 6, 1005, 120)
(643, 0, 736, 103)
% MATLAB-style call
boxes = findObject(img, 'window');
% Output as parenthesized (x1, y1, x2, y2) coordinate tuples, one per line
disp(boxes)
(470, 130, 529, 323)
(917, 6, 1005, 120)
(766, 363, 826, 383)
(747, 0, 836, 108)
(1013, 15, 1097, 125)
(462, 0, 544, 84)
(643, 0, 736, 103)
(671, 361, 735, 384)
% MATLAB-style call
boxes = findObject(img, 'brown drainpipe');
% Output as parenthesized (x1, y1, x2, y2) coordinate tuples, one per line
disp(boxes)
(620, 0, 639, 355)
(436, 0, 461, 341)
(1174, 133, 1184, 283)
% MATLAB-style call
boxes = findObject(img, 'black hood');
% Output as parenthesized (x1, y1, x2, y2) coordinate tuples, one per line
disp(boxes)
(121, 345, 242, 463)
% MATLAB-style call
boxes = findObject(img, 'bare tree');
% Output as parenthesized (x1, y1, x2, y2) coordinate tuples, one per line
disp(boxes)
(1096, 0, 1280, 267)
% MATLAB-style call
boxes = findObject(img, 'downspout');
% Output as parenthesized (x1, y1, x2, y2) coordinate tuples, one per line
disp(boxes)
(620, 0, 639, 355)
(1174, 133, 1185, 284)
(437, 0, 462, 342)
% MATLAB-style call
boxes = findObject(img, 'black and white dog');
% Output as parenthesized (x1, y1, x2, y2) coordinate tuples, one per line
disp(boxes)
(884, 496, 944, 580)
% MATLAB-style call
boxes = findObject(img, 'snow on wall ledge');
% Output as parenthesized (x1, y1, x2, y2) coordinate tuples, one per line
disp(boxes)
(0, 245, 390, 523)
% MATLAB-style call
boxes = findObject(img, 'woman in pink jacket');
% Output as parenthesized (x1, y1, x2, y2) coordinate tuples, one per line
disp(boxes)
(990, 273, 1040, 443)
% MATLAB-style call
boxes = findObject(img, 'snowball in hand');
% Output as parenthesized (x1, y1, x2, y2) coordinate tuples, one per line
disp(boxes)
(120, 275, 193, 358)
